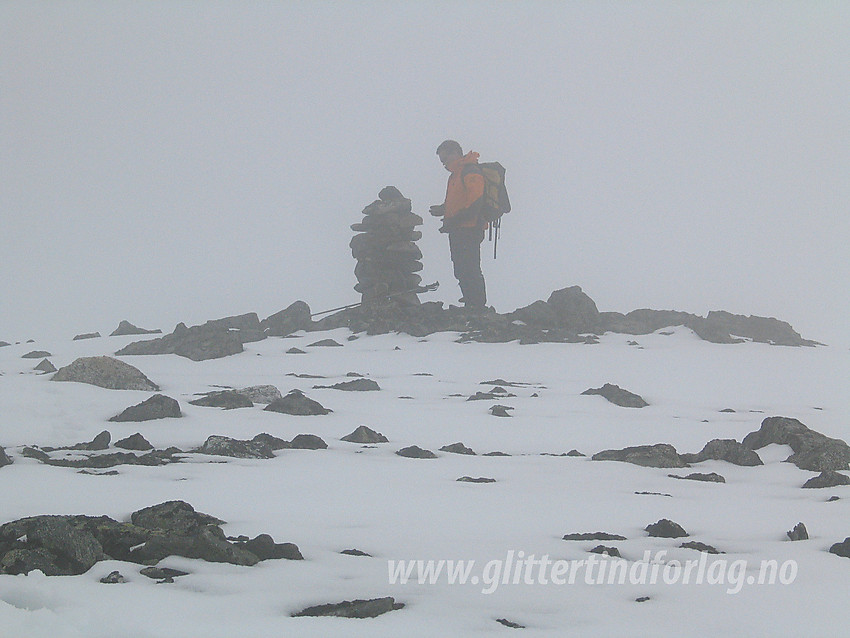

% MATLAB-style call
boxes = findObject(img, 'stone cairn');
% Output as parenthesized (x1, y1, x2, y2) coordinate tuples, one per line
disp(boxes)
(350, 186, 424, 305)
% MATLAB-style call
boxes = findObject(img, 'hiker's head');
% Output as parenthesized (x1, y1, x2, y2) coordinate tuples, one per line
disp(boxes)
(436, 139, 463, 170)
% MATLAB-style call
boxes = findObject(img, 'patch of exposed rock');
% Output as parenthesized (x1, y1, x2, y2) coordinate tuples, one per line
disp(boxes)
(341, 426, 388, 444)
(680, 439, 763, 466)
(743, 417, 850, 472)
(396, 445, 437, 459)
(0, 448, 12, 468)
(73, 332, 101, 341)
(313, 378, 380, 391)
(289, 434, 328, 450)
(680, 541, 722, 554)
(439, 442, 476, 455)
(829, 538, 850, 559)
(581, 383, 648, 408)
(787, 523, 809, 541)
(115, 433, 154, 451)
(34, 359, 57, 373)
(52, 356, 159, 391)
(592, 444, 687, 468)
(490, 405, 514, 417)
(189, 390, 253, 410)
(237, 385, 282, 404)
(264, 390, 331, 415)
(562, 532, 627, 541)
(0, 501, 300, 575)
(110, 394, 182, 422)
(22, 350, 52, 359)
(261, 301, 312, 337)
(292, 597, 404, 618)
(668, 472, 726, 483)
(115, 318, 248, 361)
(22, 446, 181, 469)
(195, 435, 275, 459)
(802, 471, 850, 489)
(110, 320, 162, 336)
(645, 519, 689, 538)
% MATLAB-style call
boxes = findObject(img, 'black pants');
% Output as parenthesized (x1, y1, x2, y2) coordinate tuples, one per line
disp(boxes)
(448, 226, 486, 307)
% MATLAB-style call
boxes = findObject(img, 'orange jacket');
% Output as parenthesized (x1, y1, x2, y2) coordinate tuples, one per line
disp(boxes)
(443, 151, 485, 229)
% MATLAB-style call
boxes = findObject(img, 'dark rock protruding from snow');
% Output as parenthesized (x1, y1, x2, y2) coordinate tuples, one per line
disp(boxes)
(787, 523, 809, 541)
(110, 320, 162, 336)
(0, 448, 12, 468)
(581, 384, 648, 408)
(743, 416, 850, 472)
(264, 390, 331, 416)
(77, 430, 111, 451)
(196, 435, 275, 459)
(115, 433, 154, 451)
(680, 439, 763, 466)
(52, 356, 159, 391)
(286, 347, 306, 354)
(645, 519, 689, 538)
(261, 301, 312, 337)
(562, 532, 627, 541)
(396, 445, 437, 459)
(802, 471, 850, 489)
(598, 307, 818, 346)
(292, 596, 404, 618)
(439, 442, 476, 455)
(189, 390, 253, 410)
(34, 358, 57, 373)
(680, 541, 722, 554)
(668, 472, 726, 483)
(22, 350, 52, 359)
(829, 538, 850, 559)
(590, 545, 621, 557)
(341, 426, 388, 444)
(546, 285, 601, 332)
(237, 385, 282, 404)
(140, 566, 189, 581)
(131, 501, 225, 535)
(289, 434, 328, 450)
(116, 320, 245, 361)
(457, 476, 496, 483)
(489, 405, 514, 417)
(496, 618, 526, 629)
(110, 394, 182, 422)
(73, 332, 101, 341)
(237, 534, 303, 560)
(307, 338, 343, 348)
(251, 433, 291, 450)
(313, 378, 380, 391)
(100, 570, 127, 584)
(592, 444, 687, 468)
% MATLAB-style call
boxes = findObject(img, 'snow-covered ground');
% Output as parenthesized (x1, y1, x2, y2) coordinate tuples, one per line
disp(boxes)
(1, 325, 848, 637)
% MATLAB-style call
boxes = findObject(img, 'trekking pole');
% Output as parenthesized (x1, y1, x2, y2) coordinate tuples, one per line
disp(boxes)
(310, 281, 440, 318)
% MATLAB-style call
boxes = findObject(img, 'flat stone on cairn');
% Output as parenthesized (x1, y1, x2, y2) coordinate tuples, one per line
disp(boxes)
(350, 186, 424, 305)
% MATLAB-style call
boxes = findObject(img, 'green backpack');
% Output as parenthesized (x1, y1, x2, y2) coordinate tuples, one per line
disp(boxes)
(478, 161, 511, 258)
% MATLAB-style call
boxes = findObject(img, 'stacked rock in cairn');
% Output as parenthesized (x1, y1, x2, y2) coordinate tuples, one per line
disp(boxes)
(350, 186, 424, 305)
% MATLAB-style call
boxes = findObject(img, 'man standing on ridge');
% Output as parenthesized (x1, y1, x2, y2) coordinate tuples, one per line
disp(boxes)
(430, 139, 487, 309)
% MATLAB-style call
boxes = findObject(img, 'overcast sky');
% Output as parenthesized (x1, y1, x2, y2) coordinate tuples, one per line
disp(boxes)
(2, 1, 848, 346)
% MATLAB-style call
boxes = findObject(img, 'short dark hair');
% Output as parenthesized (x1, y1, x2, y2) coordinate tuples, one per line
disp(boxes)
(436, 139, 462, 156)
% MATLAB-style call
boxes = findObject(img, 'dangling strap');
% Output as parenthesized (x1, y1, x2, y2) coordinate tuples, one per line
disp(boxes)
(493, 218, 500, 259)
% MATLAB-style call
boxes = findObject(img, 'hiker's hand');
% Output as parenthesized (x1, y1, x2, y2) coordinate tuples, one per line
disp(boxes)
(429, 204, 445, 217)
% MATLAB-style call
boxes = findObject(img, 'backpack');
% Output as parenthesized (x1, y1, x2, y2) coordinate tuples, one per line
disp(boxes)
(478, 161, 511, 223)
(466, 161, 511, 258)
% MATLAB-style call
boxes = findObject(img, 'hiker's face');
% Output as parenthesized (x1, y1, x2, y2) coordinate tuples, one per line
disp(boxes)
(438, 149, 461, 171)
